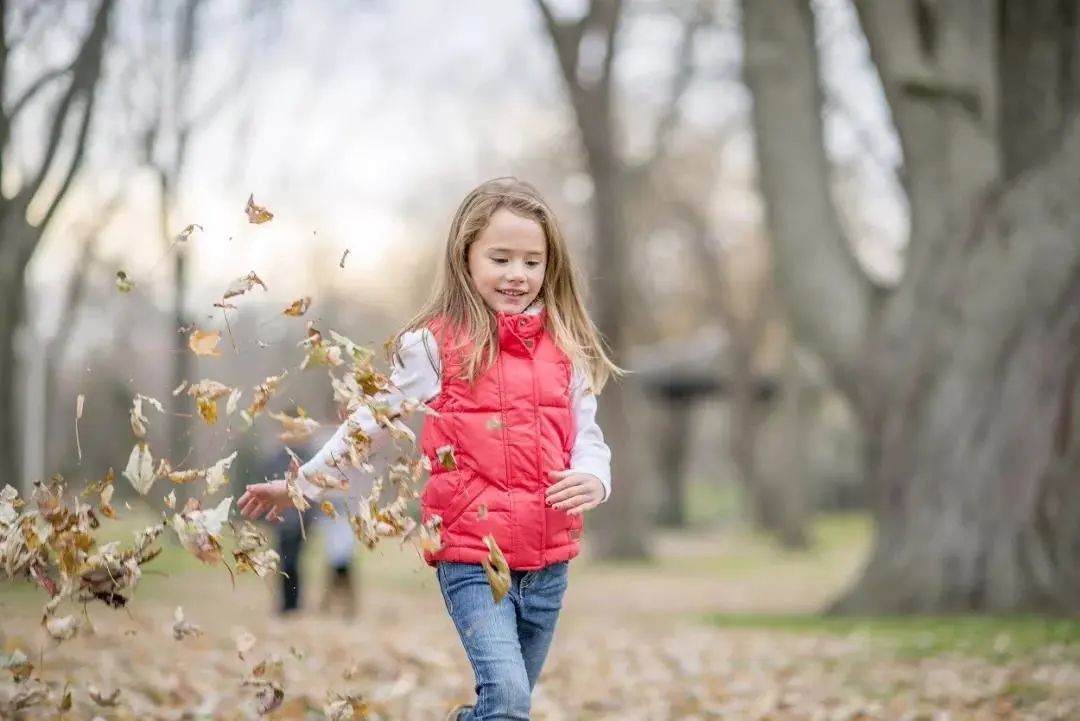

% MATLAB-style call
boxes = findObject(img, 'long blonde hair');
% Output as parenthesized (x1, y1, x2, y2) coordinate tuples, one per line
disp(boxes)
(395, 177, 620, 393)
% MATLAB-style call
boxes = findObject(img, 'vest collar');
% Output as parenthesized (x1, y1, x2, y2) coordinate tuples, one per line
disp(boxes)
(496, 304, 546, 346)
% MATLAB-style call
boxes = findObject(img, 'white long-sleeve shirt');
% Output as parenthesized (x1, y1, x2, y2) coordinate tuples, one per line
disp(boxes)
(297, 327, 612, 503)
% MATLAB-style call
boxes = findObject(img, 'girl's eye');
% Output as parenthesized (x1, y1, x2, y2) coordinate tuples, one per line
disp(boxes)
(492, 257, 509, 264)
(526, 261, 541, 268)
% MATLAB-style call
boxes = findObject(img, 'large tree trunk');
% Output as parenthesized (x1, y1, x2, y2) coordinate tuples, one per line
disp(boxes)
(744, 0, 1080, 612)
(536, 0, 651, 560)
(0, 0, 114, 494)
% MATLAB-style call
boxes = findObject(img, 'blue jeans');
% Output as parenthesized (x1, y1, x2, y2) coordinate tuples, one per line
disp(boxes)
(437, 561, 569, 721)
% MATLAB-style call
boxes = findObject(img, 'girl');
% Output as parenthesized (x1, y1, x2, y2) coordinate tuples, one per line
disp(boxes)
(239, 177, 617, 721)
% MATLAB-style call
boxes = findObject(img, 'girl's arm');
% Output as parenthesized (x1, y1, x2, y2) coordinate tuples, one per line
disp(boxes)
(239, 330, 440, 521)
(296, 329, 441, 501)
(567, 369, 612, 501)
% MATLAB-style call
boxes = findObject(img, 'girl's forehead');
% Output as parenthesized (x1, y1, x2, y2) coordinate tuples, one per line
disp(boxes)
(474, 209, 547, 253)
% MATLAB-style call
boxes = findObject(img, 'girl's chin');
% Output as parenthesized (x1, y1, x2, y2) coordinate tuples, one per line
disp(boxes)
(491, 293, 531, 311)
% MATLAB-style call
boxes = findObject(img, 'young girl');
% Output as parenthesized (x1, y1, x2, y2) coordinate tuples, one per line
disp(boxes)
(239, 177, 617, 720)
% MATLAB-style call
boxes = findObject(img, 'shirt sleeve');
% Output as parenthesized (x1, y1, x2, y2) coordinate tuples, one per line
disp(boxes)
(296, 329, 441, 501)
(569, 368, 612, 502)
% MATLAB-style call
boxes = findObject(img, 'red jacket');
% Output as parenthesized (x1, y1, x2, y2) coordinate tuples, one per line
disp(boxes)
(420, 310, 582, 570)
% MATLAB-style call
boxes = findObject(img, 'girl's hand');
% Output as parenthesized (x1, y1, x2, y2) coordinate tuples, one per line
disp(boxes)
(545, 471, 604, 516)
(238, 480, 293, 522)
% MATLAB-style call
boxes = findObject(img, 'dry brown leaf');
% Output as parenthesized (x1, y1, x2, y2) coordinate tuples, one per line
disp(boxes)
(244, 193, 274, 224)
(283, 296, 311, 317)
(189, 329, 223, 357)
(481, 534, 511, 604)
(176, 223, 203, 241)
(223, 271, 268, 300)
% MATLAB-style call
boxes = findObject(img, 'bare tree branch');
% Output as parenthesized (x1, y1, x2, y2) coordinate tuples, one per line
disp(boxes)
(641, 0, 712, 172)
(25, 0, 113, 216)
(742, 0, 871, 396)
(7, 64, 69, 121)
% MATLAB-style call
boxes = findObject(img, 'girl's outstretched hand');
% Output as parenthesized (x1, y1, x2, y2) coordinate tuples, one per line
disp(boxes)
(545, 471, 604, 516)
(238, 480, 293, 522)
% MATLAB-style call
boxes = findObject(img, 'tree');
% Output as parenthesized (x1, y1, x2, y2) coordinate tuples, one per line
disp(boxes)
(534, 0, 717, 558)
(743, 0, 1080, 612)
(0, 0, 115, 492)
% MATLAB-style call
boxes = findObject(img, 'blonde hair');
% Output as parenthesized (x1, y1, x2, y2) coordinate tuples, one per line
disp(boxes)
(395, 177, 620, 393)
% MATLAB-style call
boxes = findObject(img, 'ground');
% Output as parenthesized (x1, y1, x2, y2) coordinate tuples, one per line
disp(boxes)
(2, 515, 1078, 720)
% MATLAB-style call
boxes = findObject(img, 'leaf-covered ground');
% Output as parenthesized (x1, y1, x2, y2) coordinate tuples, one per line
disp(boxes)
(2, 517, 1079, 720)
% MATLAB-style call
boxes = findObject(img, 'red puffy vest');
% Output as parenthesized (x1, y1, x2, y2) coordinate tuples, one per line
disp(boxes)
(419, 309, 582, 570)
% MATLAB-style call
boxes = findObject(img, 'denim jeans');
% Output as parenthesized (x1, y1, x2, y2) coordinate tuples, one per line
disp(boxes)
(437, 561, 569, 721)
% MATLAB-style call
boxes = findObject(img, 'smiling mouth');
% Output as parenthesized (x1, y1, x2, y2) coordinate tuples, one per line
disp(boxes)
(497, 289, 527, 298)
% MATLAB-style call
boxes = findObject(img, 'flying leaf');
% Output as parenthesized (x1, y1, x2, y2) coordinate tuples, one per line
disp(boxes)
(88, 686, 121, 707)
(189, 329, 222, 357)
(226, 387, 243, 416)
(481, 534, 511, 604)
(171, 496, 233, 564)
(435, 445, 457, 471)
(320, 501, 337, 519)
(235, 630, 257, 659)
(248, 371, 287, 418)
(339, 248, 350, 268)
(187, 379, 232, 425)
(283, 296, 311, 317)
(244, 193, 274, 224)
(299, 323, 342, 370)
(123, 442, 155, 495)
(115, 270, 134, 293)
(176, 223, 203, 241)
(268, 408, 320, 444)
(232, 523, 280, 578)
(164, 490, 176, 510)
(223, 271, 268, 300)
(205, 451, 238, 495)
(43, 614, 78, 642)
(172, 606, 202, 640)
(486, 416, 504, 432)
(75, 394, 84, 461)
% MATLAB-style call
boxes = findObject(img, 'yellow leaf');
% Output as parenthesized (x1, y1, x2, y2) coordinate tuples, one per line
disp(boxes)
(283, 296, 311, 317)
(189, 329, 222, 357)
(320, 501, 337, 519)
(436, 445, 457, 471)
(244, 193, 274, 224)
(481, 534, 510, 604)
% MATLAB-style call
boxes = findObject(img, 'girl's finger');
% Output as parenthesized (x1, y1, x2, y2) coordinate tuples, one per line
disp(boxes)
(546, 486, 583, 505)
(553, 494, 588, 511)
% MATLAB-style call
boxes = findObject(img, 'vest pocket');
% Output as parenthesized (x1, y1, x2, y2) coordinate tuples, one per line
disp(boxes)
(439, 472, 488, 531)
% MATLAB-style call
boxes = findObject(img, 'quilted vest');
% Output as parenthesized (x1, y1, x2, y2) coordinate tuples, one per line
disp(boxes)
(419, 309, 582, 570)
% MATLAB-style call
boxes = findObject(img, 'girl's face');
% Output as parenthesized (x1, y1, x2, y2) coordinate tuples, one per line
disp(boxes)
(467, 208, 547, 314)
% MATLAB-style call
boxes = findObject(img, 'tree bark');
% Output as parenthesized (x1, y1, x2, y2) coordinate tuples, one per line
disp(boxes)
(654, 399, 692, 528)
(0, 0, 115, 493)
(744, 0, 1080, 612)
(536, 0, 651, 560)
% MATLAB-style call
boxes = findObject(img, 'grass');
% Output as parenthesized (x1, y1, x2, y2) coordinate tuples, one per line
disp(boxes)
(708, 614, 1080, 660)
